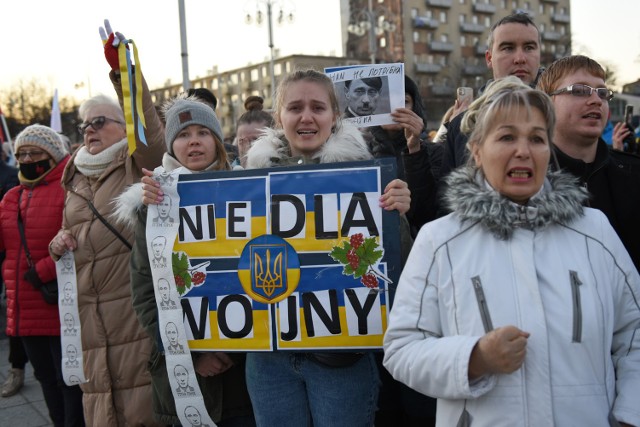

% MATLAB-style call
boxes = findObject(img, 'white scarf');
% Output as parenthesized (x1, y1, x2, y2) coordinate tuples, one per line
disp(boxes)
(74, 139, 128, 177)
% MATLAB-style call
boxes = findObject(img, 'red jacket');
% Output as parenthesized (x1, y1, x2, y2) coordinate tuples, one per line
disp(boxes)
(0, 156, 69, 336)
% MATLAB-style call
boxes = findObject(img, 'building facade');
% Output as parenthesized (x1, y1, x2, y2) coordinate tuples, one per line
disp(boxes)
(150, 55, 365, 138)
(345, 0, 571, 125)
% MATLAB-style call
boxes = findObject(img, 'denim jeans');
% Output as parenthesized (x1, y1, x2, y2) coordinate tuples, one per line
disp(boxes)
(246, 352, 379, 427)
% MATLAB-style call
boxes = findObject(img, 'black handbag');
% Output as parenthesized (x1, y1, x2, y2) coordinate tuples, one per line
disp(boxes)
(17, 190, 58, 305)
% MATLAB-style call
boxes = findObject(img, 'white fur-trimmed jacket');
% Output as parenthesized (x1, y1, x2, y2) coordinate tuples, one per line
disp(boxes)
(246, 121, 372, 168)
(383, 167, 640, 427)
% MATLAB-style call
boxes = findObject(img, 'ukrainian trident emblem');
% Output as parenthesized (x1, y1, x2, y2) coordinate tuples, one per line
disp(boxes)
(238, 235, 300, 304)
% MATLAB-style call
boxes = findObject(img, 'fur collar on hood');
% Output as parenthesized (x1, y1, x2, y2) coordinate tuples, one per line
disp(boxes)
(444, 166, 589, 240)
(246, 121, 372, 169)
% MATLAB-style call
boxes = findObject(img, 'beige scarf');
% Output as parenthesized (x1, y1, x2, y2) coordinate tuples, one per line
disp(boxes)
(74, 139, 127, 177)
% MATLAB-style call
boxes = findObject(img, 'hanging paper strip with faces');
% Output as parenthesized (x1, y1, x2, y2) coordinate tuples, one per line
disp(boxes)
(147, 167, 216, 427)
(155, 158, 401, 353)
(56, 251, 89, 386)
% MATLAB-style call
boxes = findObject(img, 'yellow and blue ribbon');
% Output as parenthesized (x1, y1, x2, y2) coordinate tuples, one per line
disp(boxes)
(118, 40, 147, 155)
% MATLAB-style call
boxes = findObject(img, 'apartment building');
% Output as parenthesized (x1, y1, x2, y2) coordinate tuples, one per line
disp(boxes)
(345, 0, 571, 123)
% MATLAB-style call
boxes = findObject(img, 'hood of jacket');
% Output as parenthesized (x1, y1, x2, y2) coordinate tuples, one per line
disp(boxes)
(246, 121, 372, 169)
(444, 166, 588, 240)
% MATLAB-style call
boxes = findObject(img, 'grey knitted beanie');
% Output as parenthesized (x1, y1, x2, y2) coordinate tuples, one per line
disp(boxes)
(163, 96, 224, 154)
(14, 124, 68, 163)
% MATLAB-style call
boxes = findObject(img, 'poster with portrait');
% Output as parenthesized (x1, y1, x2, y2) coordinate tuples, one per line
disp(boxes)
(150, 159, 402, 353)
(325, 63, 405, 128)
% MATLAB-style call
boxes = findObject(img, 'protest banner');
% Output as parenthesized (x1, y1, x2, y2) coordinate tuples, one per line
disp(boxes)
(150, 158, 402, 353)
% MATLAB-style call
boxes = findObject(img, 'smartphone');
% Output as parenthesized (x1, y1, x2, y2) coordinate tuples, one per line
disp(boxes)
(457, 87, 474, 106)
(624, 105, 634, 125)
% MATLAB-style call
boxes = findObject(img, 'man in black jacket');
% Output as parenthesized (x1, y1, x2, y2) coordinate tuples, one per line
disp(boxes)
(441, 12, 543, 178)
(538, 55, 640, 272)
(407, 13, 544, 229)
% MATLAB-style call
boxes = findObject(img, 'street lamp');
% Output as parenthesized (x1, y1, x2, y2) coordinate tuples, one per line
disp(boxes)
(347, 0, 397, 64)
(245, 1, 295, 101)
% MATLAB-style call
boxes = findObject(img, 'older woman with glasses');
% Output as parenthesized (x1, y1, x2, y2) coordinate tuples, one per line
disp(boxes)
(383, 77, 640, 427)
(48, 91, 165, 425)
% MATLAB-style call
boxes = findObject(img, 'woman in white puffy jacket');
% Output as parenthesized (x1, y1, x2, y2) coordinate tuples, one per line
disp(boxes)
(383, 77, 640, 427)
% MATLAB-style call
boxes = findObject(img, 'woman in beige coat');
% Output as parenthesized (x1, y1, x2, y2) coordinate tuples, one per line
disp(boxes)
(49, 84, 165, 425)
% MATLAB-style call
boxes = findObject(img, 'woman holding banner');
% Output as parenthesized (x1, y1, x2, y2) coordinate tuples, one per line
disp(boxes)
(118, 94, 255, 426)
(243, 69, 410, 427)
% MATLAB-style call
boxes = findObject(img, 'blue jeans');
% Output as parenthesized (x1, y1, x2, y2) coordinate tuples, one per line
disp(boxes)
(246, 352, 379, 427)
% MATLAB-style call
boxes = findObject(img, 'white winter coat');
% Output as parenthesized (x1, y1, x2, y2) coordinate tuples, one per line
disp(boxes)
(383, 167, 640, 427)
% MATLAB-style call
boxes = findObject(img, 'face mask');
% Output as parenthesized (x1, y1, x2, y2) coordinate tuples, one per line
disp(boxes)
(19, 159, 52, 180)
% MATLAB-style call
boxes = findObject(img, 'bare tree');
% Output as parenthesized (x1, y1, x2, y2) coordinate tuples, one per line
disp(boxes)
(0, 79, 79, 139)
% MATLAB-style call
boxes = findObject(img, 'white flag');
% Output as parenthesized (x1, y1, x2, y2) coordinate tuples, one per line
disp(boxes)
(50, 89, 62, 133)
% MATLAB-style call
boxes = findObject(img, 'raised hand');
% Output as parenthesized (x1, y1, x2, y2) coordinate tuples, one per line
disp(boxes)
(98, 19, 127, 70)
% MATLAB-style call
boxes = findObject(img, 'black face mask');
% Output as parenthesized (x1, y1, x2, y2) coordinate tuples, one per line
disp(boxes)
(19, 159, 52, 180)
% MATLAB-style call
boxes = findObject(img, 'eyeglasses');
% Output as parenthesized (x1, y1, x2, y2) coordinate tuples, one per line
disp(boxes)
(76, 116, 123, 136)
(550, 84, 614, 101)
(16, 150, 48, 161)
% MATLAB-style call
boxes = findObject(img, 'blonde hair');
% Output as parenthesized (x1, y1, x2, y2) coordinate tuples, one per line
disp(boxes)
(273, 69, 340, 132)
(461, 76, 555, 166)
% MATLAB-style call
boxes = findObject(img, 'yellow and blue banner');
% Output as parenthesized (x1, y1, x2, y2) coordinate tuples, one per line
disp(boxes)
(166, 159, 401, 352)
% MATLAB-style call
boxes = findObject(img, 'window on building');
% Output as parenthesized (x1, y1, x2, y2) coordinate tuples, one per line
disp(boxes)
(550, 5, 555, 14)
(472, 15, 478, 24)
(439, 11, 447, 23)
(538, 4, 544, 14)
(380, 37, 387, 48)
(274, 63, 282, 75)
(523, 1, 530, 10)
(459, 14, 466, 23)
(511, 0, 517, 9)
(427, 54, 434, 64)
(251, 69, 259, 81)
(560, 25, 565, 35)
(540, 23, 545, 32)
(413, 31, 420, 43)
(460, 35, 467, 46)
(485, 16, 491, 27)
(426, 32, 433, 42)
(411, 8, 418, 18)
(441, 33, 449, 42)
(500, 0, 506, 7)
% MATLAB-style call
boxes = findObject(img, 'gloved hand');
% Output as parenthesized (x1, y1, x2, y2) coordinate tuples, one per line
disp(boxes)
(98, 19, 127, 71)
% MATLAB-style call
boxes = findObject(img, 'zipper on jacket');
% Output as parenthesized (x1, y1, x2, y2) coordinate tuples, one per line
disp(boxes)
(570, 270, 583, 343)
(471, 276, 494, 333)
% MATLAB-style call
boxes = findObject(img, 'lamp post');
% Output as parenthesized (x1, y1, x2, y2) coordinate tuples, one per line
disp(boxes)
(347, 0, 397, 64)
(245, 1, 294, 100)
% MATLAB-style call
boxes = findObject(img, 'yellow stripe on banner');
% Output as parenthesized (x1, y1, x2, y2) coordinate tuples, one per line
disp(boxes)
(132, 42, 146, 129)
(118, 44, 137, 155)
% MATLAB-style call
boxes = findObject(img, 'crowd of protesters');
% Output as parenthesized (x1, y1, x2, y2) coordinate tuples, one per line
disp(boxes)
(1, 12, 639, 427)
